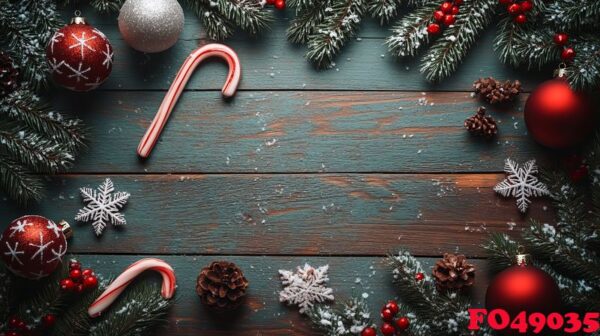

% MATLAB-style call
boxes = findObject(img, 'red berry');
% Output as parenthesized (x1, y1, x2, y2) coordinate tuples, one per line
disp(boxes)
(69, 260, 81, 270)
(514, 14, 527, 24)
(83, 275, 99, 289)
(499, 0, 513, 4)
(82, 268, 95, 277)
(453, 0, 463, 5)
(69, 269, 82, 281)
(380, 323, 396, 336)
(8, 316, 21, 329)
(361, 327, 377, 336)
(561, 47, 576, 61)
(507, 3, 521, 15)
(427, 23, 441, 35)
(443, 14, 456, 26)
(75, 283, 85, 294)
(451, 5, 460, 15)
(570, 166, 588, 183)
(6, 331, 20, 336)
(521, 0, 533, 11)
(396, 316, 410, 331)
(381, 308, 394, 321)
(274, 0, 285, 10)
(16, 320, 27, 330)
(440, 2, 453, 13)
(415, 272, 425, 281)
(41, 314, 56, 329)
(385, 300, 399, 315)
(59, 278, 75, 291)
(553, 33, 569, 46)
(434, 10, 445, 22)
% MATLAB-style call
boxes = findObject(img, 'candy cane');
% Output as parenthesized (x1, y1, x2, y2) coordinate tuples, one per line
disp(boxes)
(137, 43, 242, 158)
(88, 258, 176, 317)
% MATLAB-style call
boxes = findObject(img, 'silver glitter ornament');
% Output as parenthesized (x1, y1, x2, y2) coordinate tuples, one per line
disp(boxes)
(118, 0, 184, 53)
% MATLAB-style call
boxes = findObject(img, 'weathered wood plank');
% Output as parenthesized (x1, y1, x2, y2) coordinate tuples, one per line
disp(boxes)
(71, 255, 490, 335)
(1, 174, 553, 257)
(62, 9, 547, 91)
(52, 91, 552, 173)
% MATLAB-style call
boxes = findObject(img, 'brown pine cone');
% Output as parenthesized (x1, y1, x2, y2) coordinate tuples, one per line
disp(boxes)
(432, 253, 475, 291)
(473, 77, 521, 104)
(196, 261, 249, 309)
(0, 51, 19, 97)
(464, 107, 497, 138)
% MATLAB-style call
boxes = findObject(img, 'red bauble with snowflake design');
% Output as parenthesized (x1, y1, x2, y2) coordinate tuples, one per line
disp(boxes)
(0, 215, 71, 279)
(46, 15, 113, 91)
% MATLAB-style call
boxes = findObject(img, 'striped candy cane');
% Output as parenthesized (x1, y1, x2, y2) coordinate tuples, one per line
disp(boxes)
(88, 258, 176, 317)
(137, 43, 242, 158)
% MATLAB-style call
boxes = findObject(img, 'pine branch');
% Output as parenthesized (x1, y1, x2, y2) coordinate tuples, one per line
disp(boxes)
(385, 0, 439, 58)
(545, 0, 600, 31)
(0, 155, 44, 204)
(421, 0, 497, 82)
(287, 0, 333, 44)
(0, 264, 15, 326)
(369, 0, 404, 25)
(482, 233, 520, 274)
(89, 0, 125, 13)
(539, 264, 600, 312)
(568, 34, 600, 91)
(306, 0, 367, 69)
(306, 297, 372, 336)
(51, 285, 105, 336)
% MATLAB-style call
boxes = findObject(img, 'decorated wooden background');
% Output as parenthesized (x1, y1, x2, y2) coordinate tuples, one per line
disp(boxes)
(0, 6, 556, 335)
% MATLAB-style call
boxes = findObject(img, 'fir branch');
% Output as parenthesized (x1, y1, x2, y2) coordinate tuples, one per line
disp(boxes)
(420, 0, 497, 82)
(539, 264, 600, 312)
(89, 281, 173, 336)
(306, 0, 367, 69)
(545, 0, 600, 31)
(567, 34, 600, 91)
(482, 233, 520, 274)
(0, 264, 15, 326)
(89, 0, 125, 13)
(385, 0, 439, 58)
(287, 0, 333, 44)
(369, 0, 404, 25)
(51, 285, 105, 336)
(306, 297, 372, 336)
(0, 155, 44, 204)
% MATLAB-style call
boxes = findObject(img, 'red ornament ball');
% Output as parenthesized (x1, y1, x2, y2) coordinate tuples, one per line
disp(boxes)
(520, 0, 533, 11)
(561, 47, 576, 62)
(443, 14, 456, 26)
(83, 274, 99, 289)
(0, 215, 68, 279)
(274, 0, 286, 10)
(381, 308, 395, 321)
(60, 278, 76, 291)
(553, 32, 569, 46)
(507, 3, 521, 15)
(41, 314, 57, 329)
(385, 300, 399, 315)
(427, 23, 441, 35)
(396, 316, 410, 331)
(524, 77, 594, 148)
(434, 10, 445, 22)
(46, 16, 113, 92)
(69, 268, 82, 281)
(514, 14, 527, 24)
(361, 327, 377, 336)
(485, 265, 561, 319)
(380, 322, 396, 336)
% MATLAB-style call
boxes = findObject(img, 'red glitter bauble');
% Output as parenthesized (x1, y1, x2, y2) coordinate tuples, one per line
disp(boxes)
(0, 215, 69, 279)
(46, 16, 113, 91)
(485, 265, 561, 319)
(524, 77, 594, 148)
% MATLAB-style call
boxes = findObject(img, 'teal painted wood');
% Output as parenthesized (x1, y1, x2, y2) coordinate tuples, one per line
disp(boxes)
(70, 255, 490, 335)
(0, 174, 553, 257)
(61, 8, 547, 92)
(52, 91, 552, 173)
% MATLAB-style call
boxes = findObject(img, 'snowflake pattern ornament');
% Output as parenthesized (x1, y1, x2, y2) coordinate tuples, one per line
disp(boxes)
(46, 14, 113, 91)
(75, 178, 130, 236)
(279, 263, 334, 314)
(0, 215, 70, 279)
(494, 158, 549, 213)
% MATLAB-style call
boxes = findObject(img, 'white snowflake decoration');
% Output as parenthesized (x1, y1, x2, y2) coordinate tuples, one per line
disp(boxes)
(279, 263, 334, 314)
(75, 178, 130, 236)
(494, 158, 549, 213)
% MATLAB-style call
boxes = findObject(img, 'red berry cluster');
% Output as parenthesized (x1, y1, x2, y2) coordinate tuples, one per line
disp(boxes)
(380, 301, 411, 335)
(4, 314, 55, 336)
(499, 0, 533, 24)
(59, 260, 98, 294)
(427, 0, 463, 35)
(553, 33, 576, 62)
(265, 0, 285, 10)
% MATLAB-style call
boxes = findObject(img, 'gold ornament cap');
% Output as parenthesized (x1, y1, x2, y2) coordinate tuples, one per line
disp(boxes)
(59, 220, 73, 239)
(554, 63, 568, 78)
(515, 253, 530, 267)
(71, 10, 87, 25)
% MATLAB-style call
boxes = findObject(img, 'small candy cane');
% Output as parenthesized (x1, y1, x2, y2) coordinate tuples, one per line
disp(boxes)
(88, 258, 176, 317)
(137, 43, 242, 158)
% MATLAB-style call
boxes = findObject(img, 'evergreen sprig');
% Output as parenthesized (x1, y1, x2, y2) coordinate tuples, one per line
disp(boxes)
(306, 297, 373, 336)
(287, 0, 333, 44)
(385, 0, 439, 58)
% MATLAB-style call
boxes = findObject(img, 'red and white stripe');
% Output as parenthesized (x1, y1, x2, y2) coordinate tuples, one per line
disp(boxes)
(88, 258, 176, 317)
(137, 43, 241, 158)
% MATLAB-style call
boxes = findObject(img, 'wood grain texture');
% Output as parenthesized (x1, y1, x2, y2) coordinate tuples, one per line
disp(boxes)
(52, 91, 552, 173)
(0, 174, 553, 257)
(73, 255, 490, 336)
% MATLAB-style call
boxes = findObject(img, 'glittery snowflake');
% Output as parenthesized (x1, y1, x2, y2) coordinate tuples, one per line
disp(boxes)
(75, 178, 130, 236)
(494, 158, 549, 213)
(279, 263, 334, 314)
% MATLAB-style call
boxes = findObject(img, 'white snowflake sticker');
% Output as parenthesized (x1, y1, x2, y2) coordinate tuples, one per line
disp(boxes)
(75, 178, 130, 236)
(494, 158, 549, 213)
(279, 263, 334, 314)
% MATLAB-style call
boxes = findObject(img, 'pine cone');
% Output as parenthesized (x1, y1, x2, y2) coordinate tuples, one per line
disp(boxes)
(0, 51, 19, 97)
(473, 77, 521, 104)
(464, 107, 497, 138)
(432, 253, 475, 291)
(196, 261, 249, 309)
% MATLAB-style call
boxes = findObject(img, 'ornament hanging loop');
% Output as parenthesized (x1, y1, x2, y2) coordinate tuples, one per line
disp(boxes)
(554, 62, 568, 78)
(515, 245, 529, 266)
(71, 10, 86, 24)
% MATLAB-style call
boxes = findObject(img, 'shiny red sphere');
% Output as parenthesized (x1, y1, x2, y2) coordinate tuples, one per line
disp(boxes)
(274, 0, 286, 10)
(434, 10, 445, 22)
(396, 316, 410, 330)
(427, 23, 441, 35)
(524, 78, 593, 148)
(46, 20, 113, 91)
(443, 14, 456, 26)
(514, 14, 527, 24)
(380, 322, 396, 336)
(381, 308, 394, 321)
(361, 327, 377, 336)
(485, 265, 561, 319)
(553, 33, 569, 46)
(507, 3, 521, 14)
(83, 275, 99, 289)
(82, 268, 95, 277)
(451, 5, 460, 14)
(69, 268, 82, 281)
(454, 0, 463, 5)
(41, 314, 57, 328)
(440, 2, 453, 13)
(1, 215, 67, 279)
(60, 278, 76, 291)
(520, 0, 533, 11)
(561, 47, 576, 62)
(385, 300, 399, 315)
(415, 272, 425, 281)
